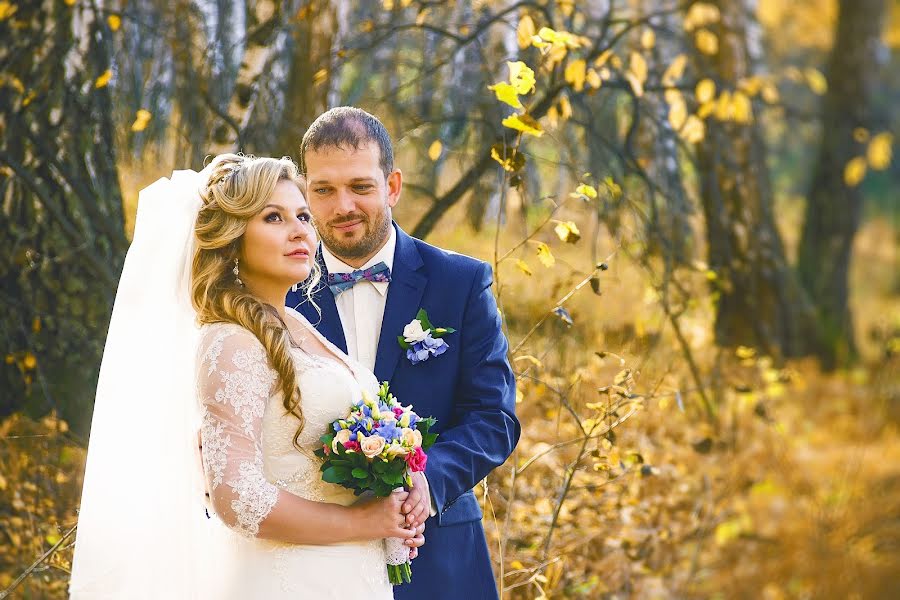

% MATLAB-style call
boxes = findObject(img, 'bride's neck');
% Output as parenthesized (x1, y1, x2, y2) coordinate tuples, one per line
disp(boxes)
(242, 280, 287, 322)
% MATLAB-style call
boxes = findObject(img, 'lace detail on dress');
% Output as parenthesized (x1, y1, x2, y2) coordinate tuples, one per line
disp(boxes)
(216, 343, 276, 437)
(200, 415, 230, 488)
(196, 324, 281, 539)
(230, 447, 279, 537)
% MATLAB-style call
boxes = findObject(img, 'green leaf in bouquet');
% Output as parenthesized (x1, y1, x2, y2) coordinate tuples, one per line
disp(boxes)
(422, 432, 438, 449)
(373, 460, 388, 474)
(416, 308, 434, 331)
(416, 417, 437, 432)
(372, 480, 394, 497)
(351, 467, 369, 479)
(320, 433, 335, 445)
(397, 335, 411, 350)
(322, 466, 348, 483)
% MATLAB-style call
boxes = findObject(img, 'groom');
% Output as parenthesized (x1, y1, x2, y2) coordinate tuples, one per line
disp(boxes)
(287, 107, 520, 599)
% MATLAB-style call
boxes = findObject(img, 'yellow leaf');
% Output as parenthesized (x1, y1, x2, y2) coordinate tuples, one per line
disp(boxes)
(502, 113, 544, 137)
(94, 69, 112, 88)
(843, 156, 867, 187)
(564, 58, 586, 92)
(680, 115, 706, 144)
(359, 20, 374, 32)
(546, 105, 559, 128)
(554, 221, 581, 243)
(604, 176, 622, 199)
(574, 183, 597, 198)
(662, 54, 687, 86)
(64, 0, 76, 5)
(668, 94, 688, 130)
(535, 242, 555, 267)
(761, 81, 780, 104)
(695, 29, 719, 55)
(0, 1, 18, 20)
(804, 68, 827, 95)
(510, 559, 525, 570)
(738, 75, 763, 96)
(593, 49, 613, 69)
(697, 100, 716, 119)
(695, 78, 716, 103)
(130, 109, 152, 132)
(490, 144, 525, 172)
(684, 2, 720, 31)
(586, 68, 601, 89)
(629, 52, 648, 86)
(731, 90, 752, 123)
(508, 61, 536, 94)
(538, 27, 581, 48)
(313, 68, 328, 85)
(558, 94, 572, 120)
(517, 14, 536, 49)
(853, 127, 870, 143)
(428, 140, 442, 161)
(515, 259, 532, 276)
(23, 352, 36, 370)
(489, 82, 523, 109)
(715, 89, 733, 121)
(107, 14, 121, 31)
(625, 72, 644, 97)
(867, 132, 893, 170)
(32, 316, 41, 333)
(664, 88, 682, 105)
(735, 346, 756, 359)
(641, 28, 656, 50)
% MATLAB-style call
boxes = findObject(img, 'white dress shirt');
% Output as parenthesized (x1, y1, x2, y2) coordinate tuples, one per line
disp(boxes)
(321, 227, 396, 373)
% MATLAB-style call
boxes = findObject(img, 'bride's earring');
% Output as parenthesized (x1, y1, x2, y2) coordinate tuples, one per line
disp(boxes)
(233, 257, 244, 287)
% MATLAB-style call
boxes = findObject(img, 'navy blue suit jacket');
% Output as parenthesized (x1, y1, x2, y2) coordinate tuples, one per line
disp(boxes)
(287, 223, 520, 599)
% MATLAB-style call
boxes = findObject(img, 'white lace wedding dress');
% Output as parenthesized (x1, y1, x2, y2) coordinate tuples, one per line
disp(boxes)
(196, 307, 393, 599)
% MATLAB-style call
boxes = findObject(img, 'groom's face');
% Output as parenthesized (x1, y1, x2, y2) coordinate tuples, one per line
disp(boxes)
(305, 141, 401, 267)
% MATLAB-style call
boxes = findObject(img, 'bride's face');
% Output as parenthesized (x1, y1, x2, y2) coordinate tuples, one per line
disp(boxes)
(239, 180, 316, 291)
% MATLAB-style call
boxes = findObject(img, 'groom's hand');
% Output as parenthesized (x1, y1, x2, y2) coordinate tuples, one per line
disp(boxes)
(405, 521, 426, 559)
(403, 471, 430, 527)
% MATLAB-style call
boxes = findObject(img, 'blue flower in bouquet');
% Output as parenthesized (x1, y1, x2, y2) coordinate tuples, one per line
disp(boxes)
(376, 421, 402, 442)
(407, 332, 449, 365)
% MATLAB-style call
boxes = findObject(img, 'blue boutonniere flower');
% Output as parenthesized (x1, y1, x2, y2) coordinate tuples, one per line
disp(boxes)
(398, 309, 456, 365)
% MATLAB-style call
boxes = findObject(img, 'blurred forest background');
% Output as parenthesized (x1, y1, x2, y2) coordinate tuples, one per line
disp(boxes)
(1, 0, 899, 598)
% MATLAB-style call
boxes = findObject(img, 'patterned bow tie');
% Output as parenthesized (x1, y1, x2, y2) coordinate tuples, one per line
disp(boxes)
(326, 262, 392, 296)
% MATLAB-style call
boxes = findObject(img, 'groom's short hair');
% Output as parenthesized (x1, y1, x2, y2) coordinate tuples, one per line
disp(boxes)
(300, 107, 394, 179)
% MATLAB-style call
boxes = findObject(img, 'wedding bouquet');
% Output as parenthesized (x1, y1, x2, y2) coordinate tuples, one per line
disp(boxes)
(314, 381, 438, 584)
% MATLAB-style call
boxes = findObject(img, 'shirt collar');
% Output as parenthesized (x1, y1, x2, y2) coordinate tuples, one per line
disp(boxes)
(321, 226, 396, 297)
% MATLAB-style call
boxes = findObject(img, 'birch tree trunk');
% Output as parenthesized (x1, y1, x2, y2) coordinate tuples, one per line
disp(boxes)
(209, 0, 282, 154)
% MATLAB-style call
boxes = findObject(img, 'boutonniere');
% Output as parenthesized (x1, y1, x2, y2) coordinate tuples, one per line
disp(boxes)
(398, 309, 456, 365)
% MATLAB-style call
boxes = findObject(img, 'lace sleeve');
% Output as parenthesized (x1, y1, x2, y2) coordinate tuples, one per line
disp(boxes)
(196, 325, 280, 538)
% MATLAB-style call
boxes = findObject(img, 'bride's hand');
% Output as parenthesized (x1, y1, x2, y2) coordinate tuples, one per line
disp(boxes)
(351, 490, 417, 540)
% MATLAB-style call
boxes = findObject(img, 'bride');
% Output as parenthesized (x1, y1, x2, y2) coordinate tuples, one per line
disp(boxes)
(68, 155, 423, 599)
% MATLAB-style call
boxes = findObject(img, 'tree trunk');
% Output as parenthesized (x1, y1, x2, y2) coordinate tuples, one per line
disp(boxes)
(270, 0, 338, 158)
(695, 0, 820, 359)
(209, 0, 282, 155)
(797, 0, 887, 368)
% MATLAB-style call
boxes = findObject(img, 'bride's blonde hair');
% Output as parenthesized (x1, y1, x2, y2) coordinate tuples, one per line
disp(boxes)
(191, 153, 320, 448)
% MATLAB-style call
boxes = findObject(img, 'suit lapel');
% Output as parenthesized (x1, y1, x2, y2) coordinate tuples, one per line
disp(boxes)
(302, 246, 348, 354)
(374, 225, 426, 383)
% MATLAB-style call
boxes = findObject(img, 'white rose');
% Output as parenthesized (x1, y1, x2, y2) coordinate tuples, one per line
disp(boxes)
(403, 319, 429, 343)
(360, 434, 386, 458)
(332, 429, 351, 452)
(400, 428, 422, 448)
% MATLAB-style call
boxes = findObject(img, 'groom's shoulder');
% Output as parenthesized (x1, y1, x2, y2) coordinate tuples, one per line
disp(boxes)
(409, 235, 488, 276)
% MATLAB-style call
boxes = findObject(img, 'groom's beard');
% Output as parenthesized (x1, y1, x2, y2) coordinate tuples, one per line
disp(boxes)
(319, 203, 392, 262)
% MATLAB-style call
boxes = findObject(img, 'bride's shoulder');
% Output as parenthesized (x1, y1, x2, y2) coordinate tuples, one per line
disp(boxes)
(197, 321, 264, 362)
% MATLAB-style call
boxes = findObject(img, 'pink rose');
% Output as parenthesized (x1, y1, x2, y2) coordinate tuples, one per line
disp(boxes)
(393, 407, 404, 418)
(343, 440, 360, 452)
(405, 446, 427, 472)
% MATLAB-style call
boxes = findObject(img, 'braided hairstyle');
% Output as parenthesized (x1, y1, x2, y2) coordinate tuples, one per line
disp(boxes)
(191, 153, 321, 449)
